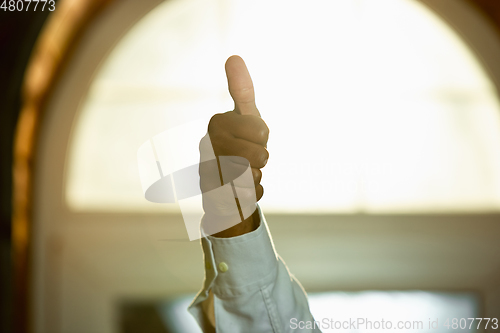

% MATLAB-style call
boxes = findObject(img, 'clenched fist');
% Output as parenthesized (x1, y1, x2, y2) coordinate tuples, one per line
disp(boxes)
(199, 56, 269, 238)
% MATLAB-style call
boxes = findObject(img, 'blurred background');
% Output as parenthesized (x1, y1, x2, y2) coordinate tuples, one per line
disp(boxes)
(2, 0, 500, 332)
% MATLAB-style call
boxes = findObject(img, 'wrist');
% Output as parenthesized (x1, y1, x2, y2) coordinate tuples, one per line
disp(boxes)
(211, 208, 260, 238)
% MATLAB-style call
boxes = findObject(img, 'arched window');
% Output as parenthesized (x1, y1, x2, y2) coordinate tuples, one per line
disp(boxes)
(66, 0, 500, 214)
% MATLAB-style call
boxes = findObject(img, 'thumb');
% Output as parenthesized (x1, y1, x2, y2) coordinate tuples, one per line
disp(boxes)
(225, 55, 260, 117)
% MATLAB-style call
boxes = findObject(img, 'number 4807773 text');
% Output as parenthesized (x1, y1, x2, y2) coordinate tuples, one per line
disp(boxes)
(1, 0, 56, 11)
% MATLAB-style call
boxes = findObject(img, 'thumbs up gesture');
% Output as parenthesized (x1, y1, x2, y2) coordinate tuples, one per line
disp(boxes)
(199, 56, 269, 238)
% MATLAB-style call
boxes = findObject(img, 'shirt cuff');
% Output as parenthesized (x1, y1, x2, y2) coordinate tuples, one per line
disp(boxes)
(202, 205, 279, 297)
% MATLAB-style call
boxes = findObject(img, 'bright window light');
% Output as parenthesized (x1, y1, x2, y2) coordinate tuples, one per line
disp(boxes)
(156, 291, 479, 332)
(66, 0, 500, 213)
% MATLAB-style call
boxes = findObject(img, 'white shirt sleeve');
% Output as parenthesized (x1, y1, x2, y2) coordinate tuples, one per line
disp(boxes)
(188, 206, 321, 333)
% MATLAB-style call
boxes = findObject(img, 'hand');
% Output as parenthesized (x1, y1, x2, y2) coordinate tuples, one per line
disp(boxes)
(199, 55, 269, 238)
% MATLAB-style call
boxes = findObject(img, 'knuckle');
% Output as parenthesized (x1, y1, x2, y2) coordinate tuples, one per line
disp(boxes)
(262, 122, 270, 138)
(253, 168, 262, 183)
(255, 119, 270, 143)
(256, 184, 264, 201)
(248, 146, 268, 168)
(260, 148, 269, 167)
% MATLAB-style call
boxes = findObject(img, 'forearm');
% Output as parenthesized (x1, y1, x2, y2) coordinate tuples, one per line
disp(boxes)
(189, 207, 319, 332)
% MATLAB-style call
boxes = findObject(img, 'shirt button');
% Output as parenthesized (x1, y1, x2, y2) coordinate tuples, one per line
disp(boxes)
(218, 262, 229, 273)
